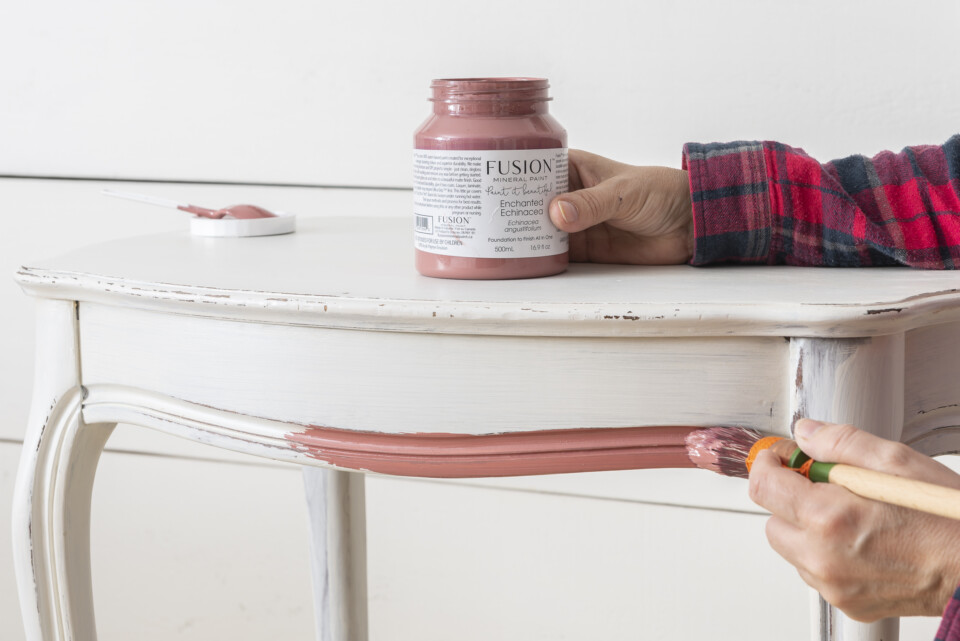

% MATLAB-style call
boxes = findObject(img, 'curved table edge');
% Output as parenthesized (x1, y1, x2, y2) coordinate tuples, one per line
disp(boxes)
(81, 384, 704, 478)
(18, 267, 960, 338)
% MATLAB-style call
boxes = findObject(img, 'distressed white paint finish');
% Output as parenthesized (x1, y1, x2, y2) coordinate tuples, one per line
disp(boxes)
(0, 178, 409, 451)
(64, 385, 371, 641)
(77, 303, 787, 434)
(302, 469, 368, 641)
(79, 385, 341, 466)
(85, 384, 373, 640)
(6, 2, 960, 637)
(12, 300, 116, 641)
(17, 217, 960, 338)
(85, 382, 768, 513)
(790, 336, 904, 641)
(902, 324, 960, 456)
(15, 216, 960, 641)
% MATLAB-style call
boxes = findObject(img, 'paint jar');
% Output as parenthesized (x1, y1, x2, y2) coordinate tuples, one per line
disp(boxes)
(413, 78, 569, 279)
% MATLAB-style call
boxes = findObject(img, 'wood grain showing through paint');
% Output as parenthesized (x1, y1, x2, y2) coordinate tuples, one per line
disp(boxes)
(285, 424, 698, 478)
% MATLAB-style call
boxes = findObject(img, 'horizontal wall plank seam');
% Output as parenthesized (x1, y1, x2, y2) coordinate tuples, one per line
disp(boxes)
(0, 174, 413, 192)
(0, 437, 762, 512)
(0, 436, 295, 470)
(392, 476, 769, 516)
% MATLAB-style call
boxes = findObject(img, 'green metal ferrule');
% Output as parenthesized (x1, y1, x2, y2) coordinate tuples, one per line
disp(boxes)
(787, 447, 811, 469)
(808, 461, 836, 483)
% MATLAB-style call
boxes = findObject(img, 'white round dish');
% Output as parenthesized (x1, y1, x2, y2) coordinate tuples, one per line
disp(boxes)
(190, 212, 296, 237)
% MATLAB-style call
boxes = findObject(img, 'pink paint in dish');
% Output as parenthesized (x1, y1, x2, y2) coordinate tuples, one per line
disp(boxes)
(180, 203, 276, 220)
(413, 78, 569, 279)
(101, 189, 276, 219)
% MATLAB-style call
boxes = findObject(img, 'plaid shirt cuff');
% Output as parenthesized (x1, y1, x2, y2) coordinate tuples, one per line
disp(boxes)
(682, 141, 775, 265)
(683, 135, 960, 268)
(937, 584, 960, 641)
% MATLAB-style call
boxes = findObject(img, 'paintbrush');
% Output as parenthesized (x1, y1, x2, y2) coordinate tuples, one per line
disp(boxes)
(684, 426, 960, 521)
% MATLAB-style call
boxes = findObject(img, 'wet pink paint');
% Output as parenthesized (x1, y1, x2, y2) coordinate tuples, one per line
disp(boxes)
(414, 78, 568, 280)
(684, 425, 763, 479)
(286, 424, 699, 478)
(178, 203, 276, 220)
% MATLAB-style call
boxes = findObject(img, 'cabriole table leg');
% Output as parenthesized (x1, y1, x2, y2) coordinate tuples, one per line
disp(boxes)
(790, 334, 905, 641)
(13, 299, 116, 641)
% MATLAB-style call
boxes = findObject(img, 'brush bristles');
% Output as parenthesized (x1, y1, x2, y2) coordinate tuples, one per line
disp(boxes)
(685, 426, 763, 478)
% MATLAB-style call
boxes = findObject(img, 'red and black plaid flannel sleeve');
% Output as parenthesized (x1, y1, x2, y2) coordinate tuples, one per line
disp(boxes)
(936, 585, 960, 641)
(682, 136, 960, 268)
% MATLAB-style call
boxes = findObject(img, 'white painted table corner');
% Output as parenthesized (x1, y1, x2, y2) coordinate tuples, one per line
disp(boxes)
(14, 216, 960, 641)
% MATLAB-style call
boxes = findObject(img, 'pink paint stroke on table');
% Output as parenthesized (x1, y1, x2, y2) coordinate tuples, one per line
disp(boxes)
(285, 424, 700, 478)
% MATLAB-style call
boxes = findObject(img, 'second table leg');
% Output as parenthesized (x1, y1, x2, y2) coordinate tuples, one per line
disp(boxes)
(302, 467, 368, 641)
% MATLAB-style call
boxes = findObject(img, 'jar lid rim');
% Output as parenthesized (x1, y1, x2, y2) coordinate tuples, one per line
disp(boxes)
(430, 78, 551, 102)
(432, 77, 548, 83)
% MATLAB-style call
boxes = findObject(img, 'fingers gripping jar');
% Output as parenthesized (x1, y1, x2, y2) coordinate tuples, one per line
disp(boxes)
(413, 78, 568, 279)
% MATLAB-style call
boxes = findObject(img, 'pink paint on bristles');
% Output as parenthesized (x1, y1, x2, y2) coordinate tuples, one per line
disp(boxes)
(684, 426, 763, 478)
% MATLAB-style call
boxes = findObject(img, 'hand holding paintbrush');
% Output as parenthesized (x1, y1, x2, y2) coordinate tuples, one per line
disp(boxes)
(686, 423, 960, 521)
(726, 420, 960, 622)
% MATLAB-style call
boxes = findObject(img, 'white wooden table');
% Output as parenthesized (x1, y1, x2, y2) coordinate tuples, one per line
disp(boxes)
(13, 216, 960, 641)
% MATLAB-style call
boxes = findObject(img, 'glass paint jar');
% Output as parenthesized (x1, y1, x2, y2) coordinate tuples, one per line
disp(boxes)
(413, 78, 568, 279)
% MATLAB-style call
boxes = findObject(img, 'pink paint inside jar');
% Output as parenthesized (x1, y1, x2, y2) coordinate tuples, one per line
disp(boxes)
(413, 78, 569, 279)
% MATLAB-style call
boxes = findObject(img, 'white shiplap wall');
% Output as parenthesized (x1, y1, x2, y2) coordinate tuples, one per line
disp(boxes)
(4, 1, 959, 185)
(3, 0, 958, 638)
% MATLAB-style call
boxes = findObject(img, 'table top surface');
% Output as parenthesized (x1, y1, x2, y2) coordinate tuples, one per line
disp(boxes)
(17, 216, 960, 337)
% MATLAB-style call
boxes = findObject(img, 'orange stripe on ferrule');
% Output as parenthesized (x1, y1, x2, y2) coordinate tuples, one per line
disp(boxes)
(797, 459, 814, 478)
(745, 436, 785, 473)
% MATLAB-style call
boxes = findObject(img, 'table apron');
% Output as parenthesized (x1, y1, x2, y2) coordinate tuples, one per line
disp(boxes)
(77, 302, 790, 435)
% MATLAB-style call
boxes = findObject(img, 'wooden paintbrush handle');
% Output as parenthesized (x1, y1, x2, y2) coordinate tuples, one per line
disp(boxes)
(823, 463, 960, 521)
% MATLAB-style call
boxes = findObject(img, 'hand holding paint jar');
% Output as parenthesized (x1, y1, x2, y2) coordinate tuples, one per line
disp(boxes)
(413, 78, 569, 279)
(547, 151, 695, 265)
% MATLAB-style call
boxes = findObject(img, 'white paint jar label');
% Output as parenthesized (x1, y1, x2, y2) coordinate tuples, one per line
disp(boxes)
(413, 148, 569, 258)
